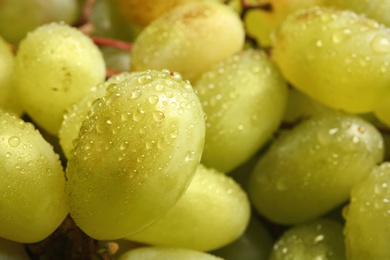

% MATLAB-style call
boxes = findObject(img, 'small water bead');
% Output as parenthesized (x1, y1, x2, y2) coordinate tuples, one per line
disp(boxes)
(155, 84, 165, 92)
(133, 108, 145, 122)
(332, 28, 352, 44)
(370, 34, 390, 54)
(170, 130, 178, 139)
(8, 136, 21, 147)
(131, 89, 142, 99)
(185, 150, 195, 161)
(165, 91, 173, 98)
(152, 111, 165, 123)
(148, 95, 159, 105)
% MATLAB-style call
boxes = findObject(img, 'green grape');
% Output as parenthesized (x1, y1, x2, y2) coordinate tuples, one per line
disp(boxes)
(245, 0, 324, 47)
(211, 214, 274, 260)
(272, 6, 390, 113)
(0, 0, 79, 44)
(344, 162, 390, 259)
(283, 88, 333, 124)
(374, 104, 390, 127)
(269, 218, 345, 260)
(126, 164, 250, 251)
(131, 1, 245, 82)
(0, 37, 22, 116)
(66, 70, 205, 240)
(119, 246, 223, 260)
(194, 49, 287, 173)
(14, 22, 106, 135)
(59, 73, 134, 158)
(0, 109, 68, 243)
(325, 0, 390, 28)
(248, 112, 384, 225)
(0, 237, 29, 260)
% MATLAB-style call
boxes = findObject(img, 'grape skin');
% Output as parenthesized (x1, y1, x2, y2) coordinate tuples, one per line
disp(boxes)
(14, 22, 106, 135)
(249, 112, 384, 225)
(66, 70, 205, 240)
(131, 1, 245, 82)
(272, 6, 390, 113)
(194, 49, 287, 173)
(126, 164, 250, 251)
(0, 109, 68, 243)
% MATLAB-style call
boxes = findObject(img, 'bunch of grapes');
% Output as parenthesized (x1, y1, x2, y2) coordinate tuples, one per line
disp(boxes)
(1, 0, 390, 259)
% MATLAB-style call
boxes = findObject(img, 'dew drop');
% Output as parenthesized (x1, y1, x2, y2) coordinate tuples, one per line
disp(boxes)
(148, 95, 159, 105)
(185, 150, 195, 161)
(170, 130, 178, 139)
(131, 89, 142, 99)
(133, 108, 145, 122)
(155, 84, 165, 92)
(370, 34, 390, 54)
(8, 136, 20, 147)
(332, 28, 351, 44)
(152, 111, 165, 122)
(120, 141, 129, 151)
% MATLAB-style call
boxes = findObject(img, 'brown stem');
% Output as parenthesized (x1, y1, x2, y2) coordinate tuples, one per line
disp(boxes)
(91, 36, 133, 51)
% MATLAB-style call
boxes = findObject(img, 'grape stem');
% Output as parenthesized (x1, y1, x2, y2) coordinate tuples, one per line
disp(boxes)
(91, 37, 133, 51)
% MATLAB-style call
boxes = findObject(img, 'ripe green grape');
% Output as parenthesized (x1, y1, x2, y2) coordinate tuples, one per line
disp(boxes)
(0, 0, 79, 44)
(374, 104, 390, 128)
(272, 6, 390, 113)
(126, 164, 250, 251)
(59, 73, 134, 158)
(194, 49, 287, 173)
(131, 1, 245, 82)
(119, 246, 223, 260)
(344, 162, 390, 259)
(249, 112, 384, 225)
(269, 218, 345, 260)
(0, 109, 68, 243)
(66, 70, 205, 240)
(326, 0, 390, 28)
(0, 37, 22, 116)
(0, 237, 29, 260)
(14, 22, 106, 135)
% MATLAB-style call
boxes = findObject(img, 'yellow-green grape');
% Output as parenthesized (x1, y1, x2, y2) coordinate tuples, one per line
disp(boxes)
(272, 6, 390, 113)
(325, 0, 390, 28)
(0, 109, 68, 243)
(126, 164, 250, 251)
(245, 0, 324, 47)
(344, 162, 390, 259)
(0, 0, 79, 44)
(0, 37, 22, 116)
(131, 1, 245, 82)
(269, 218, 345, 260)
(249, 112, 384, 225)
(119, 247, 224, 260)
(283, 88, 333, 124)
(211, 214, 274, 260)
(59, 73, 134, 158)
(0, 237, 30, 260)
(66, 70, 205, 240)
(14, 22, 106, 135)
(194, 49, 287, 173)
(374, 104, 390, 128)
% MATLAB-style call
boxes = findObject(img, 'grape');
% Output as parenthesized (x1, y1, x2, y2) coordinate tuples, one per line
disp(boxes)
(194, 49, 287, 173)
(131, 1, 245, 82)
(0, 109, 68, 243)
(14, 22, 106, 135)
(344, 162, 390, 259)
(374, 104, 390, 128)
(0, 0, 79, 44)
(126, 164, 250, 251)
(0, 37, 22, 116)
(66, 70, 205, 240)
(272, 6, 390, 113)
(269, 218, 345, 260)
(248, 112, 384, 225)
(326, 0, 390, 28)
(0, 237, 29, 260)
(119, 246, 223, 260)
(59, 73, 134, 158)
(211, 214, 274, 260)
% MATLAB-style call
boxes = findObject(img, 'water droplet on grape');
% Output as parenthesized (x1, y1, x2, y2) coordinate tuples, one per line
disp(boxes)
(131, 89, 142, 99)
(133, 108, 145, 122)
(152, 111, 165, 123)
(148, 95, 159, 105)
(370, 34, 390, 54)
(8, 136, 20, 147)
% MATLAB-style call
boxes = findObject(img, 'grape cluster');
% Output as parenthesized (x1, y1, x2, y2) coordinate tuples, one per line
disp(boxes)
(1, 0, 390, 259)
